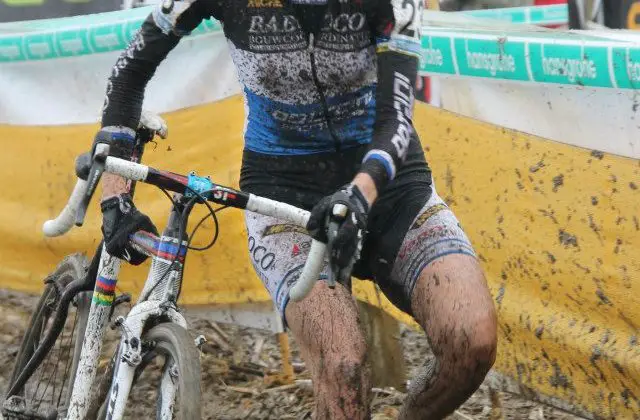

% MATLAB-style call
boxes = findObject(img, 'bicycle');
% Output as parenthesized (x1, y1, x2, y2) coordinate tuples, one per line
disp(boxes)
(2, 114, 328, 420)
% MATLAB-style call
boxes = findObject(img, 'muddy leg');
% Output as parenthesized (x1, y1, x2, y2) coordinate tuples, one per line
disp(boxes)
(285, 281, 371, 420)
(399, 254, 498, 420)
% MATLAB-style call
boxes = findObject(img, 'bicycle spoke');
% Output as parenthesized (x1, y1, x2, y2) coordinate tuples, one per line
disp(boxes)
(57, 308, 79, 407)
(30, 309, 47, 356)
(37, 322, 65, 410)
(31, 332, 54, 408)
(51, 328, 63, 405)
(34, 311, 68, 412)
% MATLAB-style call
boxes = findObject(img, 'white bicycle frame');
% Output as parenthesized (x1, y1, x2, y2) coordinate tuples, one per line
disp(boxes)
(65, 245, 189, 420)
(43, 151, 327, 420)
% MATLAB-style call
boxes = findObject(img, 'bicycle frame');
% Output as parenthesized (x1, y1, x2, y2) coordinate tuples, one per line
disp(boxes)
(38, 148, 326, 420)
(67, 195, 193, 420)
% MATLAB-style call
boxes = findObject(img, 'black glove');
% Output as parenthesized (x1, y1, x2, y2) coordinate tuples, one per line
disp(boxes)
(101, 194, 158, 265)
(307, 184, 370, 283)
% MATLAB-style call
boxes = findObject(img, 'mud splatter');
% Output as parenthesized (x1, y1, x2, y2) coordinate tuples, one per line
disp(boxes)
(589, 347, 607, 381)
(495, 283, 505, 306)
(573, 261, 590, 273)
(630, 182, 638, 190)
(535, 325, 544, 339)
(591, 150, 604, 160)
(588, 215, 603, 243)
(620, 388, 632, 409)
(596, 289, 612, 306)
(445, 164, 454, 194)
(539, 209, 559, 224)
(544, 251, 556, 264)
(612, 361, 625, 375)
(558, 230, 578, 248)
(591, 196, 598, 206)
(614, 238, 623, 254)
(552, 174, 564, 192)
(549, 362, 572, 390)
(0, 289, 619, 420)
(529, 160, 545, 173)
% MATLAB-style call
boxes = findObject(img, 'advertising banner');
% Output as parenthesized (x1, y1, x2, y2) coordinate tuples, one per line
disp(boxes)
(0, 8, 239, 125)
(0, 0, 121, 23)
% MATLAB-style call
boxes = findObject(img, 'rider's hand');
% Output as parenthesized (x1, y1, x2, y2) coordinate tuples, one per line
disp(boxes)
(307, 184, 370, 275)
(101, 193, 158, 265)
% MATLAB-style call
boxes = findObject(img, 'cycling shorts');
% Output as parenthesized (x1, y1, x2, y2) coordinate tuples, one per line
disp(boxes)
(241, 137, 476, 322)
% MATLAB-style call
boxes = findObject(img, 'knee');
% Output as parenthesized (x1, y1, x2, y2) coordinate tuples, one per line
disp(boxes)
(321, 339, 370, 384)
(468, 329, 497, 382)
(458, 311, 498, 386)
(431, 310, 497, 389)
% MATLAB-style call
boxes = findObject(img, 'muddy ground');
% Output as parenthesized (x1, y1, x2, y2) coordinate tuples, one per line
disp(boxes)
(0, 288, 584, 420)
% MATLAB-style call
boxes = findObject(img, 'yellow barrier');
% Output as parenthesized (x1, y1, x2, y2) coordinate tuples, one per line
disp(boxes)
(409, 106, 640, 419)
(0, 95, 638, 418)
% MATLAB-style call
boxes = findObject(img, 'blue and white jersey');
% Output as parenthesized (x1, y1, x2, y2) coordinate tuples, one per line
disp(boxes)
(102, 0, 423, 189)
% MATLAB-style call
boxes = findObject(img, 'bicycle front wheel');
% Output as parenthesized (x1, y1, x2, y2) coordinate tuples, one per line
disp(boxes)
(97, 322, 202, 420)
(3, 253, 91, 419)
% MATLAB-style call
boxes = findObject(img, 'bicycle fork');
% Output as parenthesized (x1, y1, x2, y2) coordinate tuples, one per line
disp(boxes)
(104, 300, 188, 420)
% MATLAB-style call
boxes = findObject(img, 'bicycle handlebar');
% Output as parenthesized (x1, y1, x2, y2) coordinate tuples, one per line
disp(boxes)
(42, 179, 88, 237)
(43, 155, 326, 302)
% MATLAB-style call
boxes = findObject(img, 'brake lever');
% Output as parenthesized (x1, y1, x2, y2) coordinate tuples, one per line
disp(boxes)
(326, 220, 340, 289)
(75, 144, 110, 227)
(325, 203, 349, 289)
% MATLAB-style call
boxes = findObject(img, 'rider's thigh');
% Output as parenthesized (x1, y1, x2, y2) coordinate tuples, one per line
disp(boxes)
(410, 254, 497, 360)
(242, 211, 368, 354)
(243, 210, 331, 320)
(390, 187, 497, 358)
(244, 211, 371, 419)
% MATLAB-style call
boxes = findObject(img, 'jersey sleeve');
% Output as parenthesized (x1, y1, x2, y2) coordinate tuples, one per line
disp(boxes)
(360, 0, 423, 193)
(101, 0, 213, 131)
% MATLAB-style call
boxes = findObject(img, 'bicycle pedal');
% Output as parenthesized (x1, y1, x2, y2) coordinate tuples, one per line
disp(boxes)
(2, 396, 57, 420)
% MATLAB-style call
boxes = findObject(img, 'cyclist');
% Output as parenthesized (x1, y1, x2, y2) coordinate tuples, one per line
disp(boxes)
(95, 0, 498, 418)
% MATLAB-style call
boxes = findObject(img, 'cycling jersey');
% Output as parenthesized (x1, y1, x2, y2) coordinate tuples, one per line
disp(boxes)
(101, 0, 424, 193)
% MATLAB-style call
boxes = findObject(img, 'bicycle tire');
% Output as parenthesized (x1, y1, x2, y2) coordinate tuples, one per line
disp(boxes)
(3, 254, 91, 419)
(96, 322, 202, 420)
